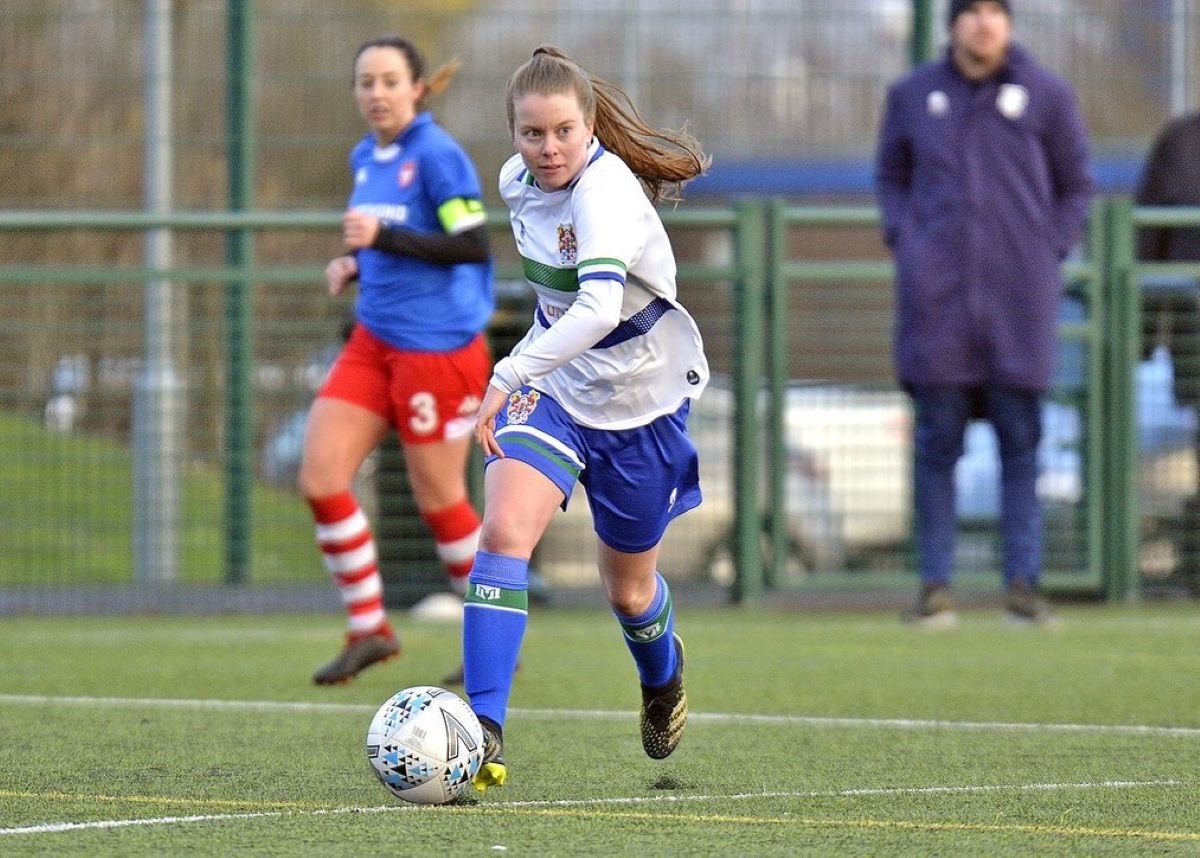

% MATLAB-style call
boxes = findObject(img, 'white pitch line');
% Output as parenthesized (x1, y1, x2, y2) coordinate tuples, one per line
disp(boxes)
(1, 693, 1199, 738)
(0, 780, 1190, 837)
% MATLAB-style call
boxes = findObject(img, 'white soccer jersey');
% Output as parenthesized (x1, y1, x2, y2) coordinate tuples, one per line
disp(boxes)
(494, 140, 709, 430)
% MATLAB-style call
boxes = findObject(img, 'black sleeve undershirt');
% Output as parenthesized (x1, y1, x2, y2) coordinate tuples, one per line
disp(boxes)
(369, 222, 490, 264)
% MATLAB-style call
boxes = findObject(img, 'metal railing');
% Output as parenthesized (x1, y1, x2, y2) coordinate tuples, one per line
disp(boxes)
(2, 199, 1198, 606)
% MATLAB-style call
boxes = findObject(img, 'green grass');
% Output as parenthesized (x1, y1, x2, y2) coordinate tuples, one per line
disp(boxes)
(1, 603, 1199, 854)
(0, 411, 319, 586)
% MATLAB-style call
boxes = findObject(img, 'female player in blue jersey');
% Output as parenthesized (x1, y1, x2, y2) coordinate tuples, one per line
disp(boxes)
(300, 36, 494, 686)
(463, 45, 710, 789)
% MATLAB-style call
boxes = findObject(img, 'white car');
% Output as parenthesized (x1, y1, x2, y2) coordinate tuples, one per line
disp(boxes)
(532, 346, 1200, 586)
(533, 378, 912, 585)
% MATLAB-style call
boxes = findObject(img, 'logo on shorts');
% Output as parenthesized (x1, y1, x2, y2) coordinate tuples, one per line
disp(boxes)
(505, 390, 541, 425)
(557, 224, 577, 265)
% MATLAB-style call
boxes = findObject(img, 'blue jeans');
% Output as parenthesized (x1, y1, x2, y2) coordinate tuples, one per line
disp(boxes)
(910, 385, 1042, 589)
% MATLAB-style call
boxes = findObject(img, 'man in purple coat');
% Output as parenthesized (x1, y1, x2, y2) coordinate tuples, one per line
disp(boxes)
(875, 0, 1094, 626)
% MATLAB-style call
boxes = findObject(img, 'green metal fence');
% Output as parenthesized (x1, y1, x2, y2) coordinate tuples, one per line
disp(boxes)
(1114, 201, 1200, 600)
(0, 205, 766, 610)
(4, 198, 1199, 611)
(748, 201, 1110, 599)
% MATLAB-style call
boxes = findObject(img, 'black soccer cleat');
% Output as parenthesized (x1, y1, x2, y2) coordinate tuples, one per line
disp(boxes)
(639, 634, 688, 760)
(312, 631, 400, 685)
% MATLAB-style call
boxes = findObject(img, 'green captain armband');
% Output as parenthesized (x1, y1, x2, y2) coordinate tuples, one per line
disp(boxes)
(438, 197, 487, 233)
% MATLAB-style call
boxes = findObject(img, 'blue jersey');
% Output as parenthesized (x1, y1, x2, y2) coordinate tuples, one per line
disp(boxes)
(347, 112, 493, 351)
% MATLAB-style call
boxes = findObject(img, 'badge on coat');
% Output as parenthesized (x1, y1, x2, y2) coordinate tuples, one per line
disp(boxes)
(996, 83, 1029, 120)
(926, 90, 950, 117)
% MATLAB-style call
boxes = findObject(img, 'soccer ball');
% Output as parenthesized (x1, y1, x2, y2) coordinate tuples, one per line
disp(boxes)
(366, 685, 484, 805)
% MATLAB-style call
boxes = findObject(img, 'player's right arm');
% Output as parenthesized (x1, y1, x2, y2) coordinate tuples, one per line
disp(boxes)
(325, 253, 359, 296)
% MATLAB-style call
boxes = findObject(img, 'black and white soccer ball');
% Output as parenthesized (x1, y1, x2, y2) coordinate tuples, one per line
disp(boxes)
(366, 685, 484, 805)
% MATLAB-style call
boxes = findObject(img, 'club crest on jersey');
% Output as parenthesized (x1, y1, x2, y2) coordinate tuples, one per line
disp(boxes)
(505, 390, 540, 425)
(398, 160, 417, 188)
(557, 224, 577, 264)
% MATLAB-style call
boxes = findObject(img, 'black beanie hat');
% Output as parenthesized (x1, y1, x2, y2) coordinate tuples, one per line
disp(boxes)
(948, 0, 1011, 27)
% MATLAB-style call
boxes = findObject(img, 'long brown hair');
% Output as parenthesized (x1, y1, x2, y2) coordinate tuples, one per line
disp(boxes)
(505, 45, 709, 202)
(352, 36, 460, 107)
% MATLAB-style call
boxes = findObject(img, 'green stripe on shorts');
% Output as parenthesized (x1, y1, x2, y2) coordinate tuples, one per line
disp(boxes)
(503, 434, 582, 479)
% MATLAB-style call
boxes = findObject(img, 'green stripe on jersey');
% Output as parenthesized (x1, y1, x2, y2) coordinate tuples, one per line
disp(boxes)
(578, 257, 627, 279)
(522, 256, 578, 292)
(465, 582, 529, 612)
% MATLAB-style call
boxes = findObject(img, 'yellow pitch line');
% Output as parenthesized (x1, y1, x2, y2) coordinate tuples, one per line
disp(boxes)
(0, 789, 329, 812)
(472, 806, 1200, 843)
(804, 816, 1200, 844)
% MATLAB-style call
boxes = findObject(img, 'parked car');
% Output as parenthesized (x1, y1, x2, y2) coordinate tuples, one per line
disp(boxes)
(534, 378, 909, 586)
(535, 344, 1200, 585)
(956, 345, 1198, 523)
(263, 336, 1199, 585)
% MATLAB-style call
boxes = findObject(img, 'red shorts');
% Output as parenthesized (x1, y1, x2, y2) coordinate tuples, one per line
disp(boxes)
(318, 324, 491, 444)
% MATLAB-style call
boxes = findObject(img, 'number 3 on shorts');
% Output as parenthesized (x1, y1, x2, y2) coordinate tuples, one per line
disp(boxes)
(409, 391, 439, 437)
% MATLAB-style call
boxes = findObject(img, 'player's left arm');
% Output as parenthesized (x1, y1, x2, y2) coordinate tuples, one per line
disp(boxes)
(369, 140, 491, 264)
(370, 215, 490, 264)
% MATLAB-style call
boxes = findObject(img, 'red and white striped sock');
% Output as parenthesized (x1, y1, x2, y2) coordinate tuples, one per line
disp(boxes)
(308, 491, 390, 639)
(422, 498, 482, 594)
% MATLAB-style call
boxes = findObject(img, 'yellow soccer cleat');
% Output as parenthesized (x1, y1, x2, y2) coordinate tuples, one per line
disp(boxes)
(472, 717, 507, 792)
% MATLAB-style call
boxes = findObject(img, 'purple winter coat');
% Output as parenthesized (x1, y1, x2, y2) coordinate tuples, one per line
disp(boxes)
(875, 43, 1094, 393)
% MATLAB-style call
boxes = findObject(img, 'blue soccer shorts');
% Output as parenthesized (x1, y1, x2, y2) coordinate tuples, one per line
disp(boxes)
(489, 387, 701, 554)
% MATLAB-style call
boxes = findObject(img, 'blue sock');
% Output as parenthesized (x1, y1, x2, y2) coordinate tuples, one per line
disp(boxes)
(615, 572, 677, 689)
(463, 551, 529, 728)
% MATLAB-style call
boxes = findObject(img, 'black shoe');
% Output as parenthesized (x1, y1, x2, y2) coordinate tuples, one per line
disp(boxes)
(1004, 581, 1057, 626)
(312, 631, 400, 685)
(900, 585, 958, 628)
(472, 716, 507, 791)
(640, 634, 687, 760)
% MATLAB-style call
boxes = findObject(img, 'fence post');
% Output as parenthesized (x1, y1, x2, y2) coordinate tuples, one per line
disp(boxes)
(911, 0, 938, 66)
(1082, 199, 1109, 594)
(763, 198, 788, 588)
(1103, 197, 1140, 601)
(730, 199, 766, 603)
(224, 0, 254, 584)
(133, 0, 182, 585)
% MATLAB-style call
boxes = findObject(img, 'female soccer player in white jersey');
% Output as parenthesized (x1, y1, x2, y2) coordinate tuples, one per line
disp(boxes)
(463, 45, 710, 790)
(300, 36, 493, 686)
